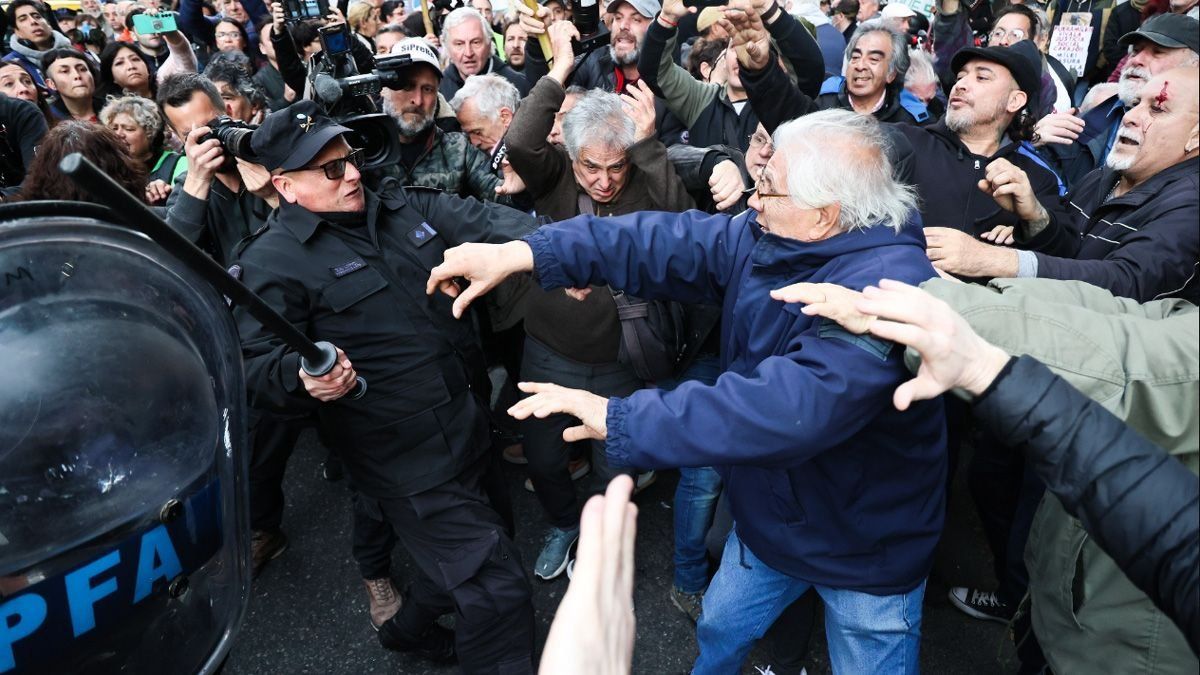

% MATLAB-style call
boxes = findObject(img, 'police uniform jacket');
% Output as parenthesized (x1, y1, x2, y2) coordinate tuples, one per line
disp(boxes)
(232, 179, 538, 497)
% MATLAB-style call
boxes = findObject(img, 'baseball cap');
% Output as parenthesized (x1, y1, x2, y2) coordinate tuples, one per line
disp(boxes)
(608, 0, 661, 18)
(881, 3, 917, 19)
(1118, 13, 1200, 54)
(251, 100, 353, 172)
(697, 6, 725, 32)
(388, 37, 443, 78)
(951, 41, 1042, 112)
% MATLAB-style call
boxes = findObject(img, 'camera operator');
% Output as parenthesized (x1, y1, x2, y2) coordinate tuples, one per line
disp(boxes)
(232, 99, 539, 671)
(374, 38, 516, 203)
(160, 72, 274, 266)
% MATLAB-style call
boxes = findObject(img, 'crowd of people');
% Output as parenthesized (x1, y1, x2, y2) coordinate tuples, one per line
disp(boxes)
(0, 0, 1196, 671)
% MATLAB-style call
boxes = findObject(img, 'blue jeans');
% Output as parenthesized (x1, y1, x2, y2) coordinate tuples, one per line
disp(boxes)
(658, 356, 723, 594)
(694, 531, 925, 674)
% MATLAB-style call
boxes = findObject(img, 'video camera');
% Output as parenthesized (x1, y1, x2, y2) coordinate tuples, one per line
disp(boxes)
(309, 23, 403, 171)
(569, 0, 611, 57)
(282, 0, 330, 24)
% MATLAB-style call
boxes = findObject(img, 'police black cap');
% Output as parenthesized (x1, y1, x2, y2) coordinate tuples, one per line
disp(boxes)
(251, 100, 352, 172)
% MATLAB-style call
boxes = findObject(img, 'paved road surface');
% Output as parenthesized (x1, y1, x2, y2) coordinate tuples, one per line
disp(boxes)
(226, 430, 1016, 674)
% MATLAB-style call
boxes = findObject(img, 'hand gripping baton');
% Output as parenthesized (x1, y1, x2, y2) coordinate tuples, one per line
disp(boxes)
(60, 152, 367, 399)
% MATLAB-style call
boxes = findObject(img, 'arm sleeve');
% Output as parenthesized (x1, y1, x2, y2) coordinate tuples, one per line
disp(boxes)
(639, 20, 717, 128)
(156, 30, 200, 84)
(164, 170, 209, 244)
(627, 136, 696, 212)
(4, 97, 47, 170)
(177, 0, 216, 46)
(524, 209, 745, 305)
(504, 76, 570, 199)
(973, 355, 1199, 653)
(932, 10, 971, 86)
(233, 261, 320, 415)
(764, 10, 826, 99)
(606, 323, 907, 470)
(740, 57, 819, 134)
(1032, 203, 1200, 302)
(1015, 168, 1080, 257)
(459, 141, 512, 205)
(407, 187, 540, 245)
(273, 24, 309, 96)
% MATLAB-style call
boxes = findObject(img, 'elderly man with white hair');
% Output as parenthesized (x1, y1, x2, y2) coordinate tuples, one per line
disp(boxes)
(425, 109, 948, 674)
(449, 72, 520, 157)
(439, 6, 529, 99)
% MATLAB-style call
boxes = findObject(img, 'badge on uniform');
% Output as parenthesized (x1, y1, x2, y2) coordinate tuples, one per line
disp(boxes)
(331, 257, 367, 277)
(407, 222, 438, 248)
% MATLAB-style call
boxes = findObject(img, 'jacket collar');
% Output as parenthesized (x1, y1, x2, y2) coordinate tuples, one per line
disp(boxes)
(747, 210, 926, 271)
(273, 187, 386, 245)
(1099, 157, 1200, 210)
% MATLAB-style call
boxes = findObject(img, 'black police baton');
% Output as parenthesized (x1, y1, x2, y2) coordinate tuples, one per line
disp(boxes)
(60, 152, 367, 400)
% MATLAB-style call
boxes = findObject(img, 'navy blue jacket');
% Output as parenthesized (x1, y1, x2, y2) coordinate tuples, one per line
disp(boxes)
(525, 209, 947, 594)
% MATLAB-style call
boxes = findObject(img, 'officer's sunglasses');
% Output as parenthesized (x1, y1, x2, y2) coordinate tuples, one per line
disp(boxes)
(286, 148, 365, 180)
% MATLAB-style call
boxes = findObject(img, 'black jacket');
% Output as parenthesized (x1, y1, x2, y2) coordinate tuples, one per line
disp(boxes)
(742, 58, 1072, 248)
(439, 56, 531, 100)
(1032, 158, 1200, 304)
(814, 81, 928, 126)
(233, 181, 537, 497)
(165, 172, 273, 266)
(974, 355, 1199, 654)
(0, 95, 47, 193)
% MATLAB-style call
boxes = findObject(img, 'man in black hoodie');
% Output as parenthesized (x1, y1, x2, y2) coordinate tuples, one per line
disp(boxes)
(729, 2, 1072, 256)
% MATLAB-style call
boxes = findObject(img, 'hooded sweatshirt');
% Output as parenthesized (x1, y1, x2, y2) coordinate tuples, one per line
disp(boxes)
(4, 31, 72, 86)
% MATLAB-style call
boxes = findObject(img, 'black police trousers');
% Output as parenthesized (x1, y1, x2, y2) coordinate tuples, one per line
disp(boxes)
(356, 454, 536, 674)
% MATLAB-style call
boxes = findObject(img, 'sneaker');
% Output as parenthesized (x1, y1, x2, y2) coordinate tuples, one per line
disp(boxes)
(250, 529, 288, 579)
(948, 587, 1015, 623)
(524, 458, 591, 493)
(534, 526, 579, 580)
(502, 443, 527, 465)
(669, 587, 704, 623)
(378, 619, 456, 664)
(633, 470, 657, 495)
(364, 577, 403, 630)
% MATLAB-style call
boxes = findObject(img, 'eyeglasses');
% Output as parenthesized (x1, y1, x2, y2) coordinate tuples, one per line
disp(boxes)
(987, 27, 1026, 44)
(747, 131, 774, 154)
(286, 148, 364, 180)
(215, 31, 242, 39)
(747, 167, 789, 200)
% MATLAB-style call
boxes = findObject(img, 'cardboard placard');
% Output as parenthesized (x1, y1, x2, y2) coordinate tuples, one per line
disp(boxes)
(1048, 23, 1093, 77)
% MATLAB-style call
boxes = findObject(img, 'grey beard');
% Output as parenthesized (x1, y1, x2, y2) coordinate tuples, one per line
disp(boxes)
(945, 107, 971, 134)
(609, 44, 640, 66)
(1105, 148, 1135, 172)
(383, 95, 434, 138)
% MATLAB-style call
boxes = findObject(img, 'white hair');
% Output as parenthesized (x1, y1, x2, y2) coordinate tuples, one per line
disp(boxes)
(449, 72, 520, 119)
(441, 7, 494, 55)
(773, 109, 917, 233)
(561, 89, 636, 161)
(904, 47, 937, 89)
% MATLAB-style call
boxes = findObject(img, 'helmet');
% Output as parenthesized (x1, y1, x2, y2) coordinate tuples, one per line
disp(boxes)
(0, 203, 250, 674)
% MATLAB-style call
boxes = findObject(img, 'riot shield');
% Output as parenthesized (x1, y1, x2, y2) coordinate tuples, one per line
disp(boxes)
(0, 203, 250, 674)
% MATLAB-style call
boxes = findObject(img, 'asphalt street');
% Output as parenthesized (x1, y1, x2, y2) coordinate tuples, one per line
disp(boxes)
(225, 429, 1016, 674)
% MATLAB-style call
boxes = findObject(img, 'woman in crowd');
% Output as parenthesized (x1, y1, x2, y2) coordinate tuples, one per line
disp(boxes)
(99, 42, 156, 99)
(17, 121, 147, 202)
(100, 95, 187, 205)
(348, 1, 381, 52)
(213, 17, 260, 68)
(0, 62, 54, 125)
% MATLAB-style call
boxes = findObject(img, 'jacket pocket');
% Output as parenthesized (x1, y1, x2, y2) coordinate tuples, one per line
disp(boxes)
(321, 267, 388, 312)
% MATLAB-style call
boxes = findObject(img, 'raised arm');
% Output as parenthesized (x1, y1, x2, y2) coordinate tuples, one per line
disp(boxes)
(726, 2, 819, 133)
(638, 0, 716, 129)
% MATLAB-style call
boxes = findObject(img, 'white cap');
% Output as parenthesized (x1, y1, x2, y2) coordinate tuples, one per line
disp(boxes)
(881, 3, 918, 18)
(389, 37, 443, 76)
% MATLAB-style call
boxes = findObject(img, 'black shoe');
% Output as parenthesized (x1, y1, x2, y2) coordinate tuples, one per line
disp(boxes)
(378, 619, 456, 664)
(322, 453, 343, 482)
(948, 586, 1015, 623)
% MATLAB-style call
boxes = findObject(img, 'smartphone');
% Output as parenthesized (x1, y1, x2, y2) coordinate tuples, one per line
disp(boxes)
(283, 0, 329, 23)
(132, 12, 178, 34)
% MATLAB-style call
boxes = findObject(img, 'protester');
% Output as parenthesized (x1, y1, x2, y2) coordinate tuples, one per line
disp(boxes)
(439, 7, 530, 99)
(204, 51, 268, 123)
(502, 16, 528, 71)
(99, 42, 156, 99)
(428, 109, 947, 673)
(0, 61, 53, 123)
(125, 7, 171, 68)
(347, 1, 381, 52)
(374, 22, 408, 54)
(42, 48, 104, 122)
(0, 94, 48, 197)
(101, 95, 188, 205)
(4, 0, 73, 85)
(449, 72, 520, 154)
(15, 120, 147, 201)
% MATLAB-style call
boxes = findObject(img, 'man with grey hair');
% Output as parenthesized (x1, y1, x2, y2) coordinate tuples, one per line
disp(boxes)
(816, 19, 929, 124)
(439, 6, 529, 100)
(498, 18, 693, 580)
(425, 108, 947, 673)
(449, 72, 520, 156)
(1035, 13, 1199, 188)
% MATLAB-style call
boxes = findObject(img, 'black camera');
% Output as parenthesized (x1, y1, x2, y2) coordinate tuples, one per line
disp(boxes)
(202, 116, 257, 171)
(569, 0, 610, 60)
(283, 0, 329, 23)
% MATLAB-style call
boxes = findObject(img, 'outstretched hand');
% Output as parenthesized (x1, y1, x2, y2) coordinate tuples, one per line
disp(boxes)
(719, 0, 770, 70)
(508, 382, 610, 442)
(426, 241, 535, 318)
(538, 475, 638, 675)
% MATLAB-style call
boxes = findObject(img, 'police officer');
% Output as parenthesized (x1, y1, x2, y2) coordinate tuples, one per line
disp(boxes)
(233, 100, 537, 672)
